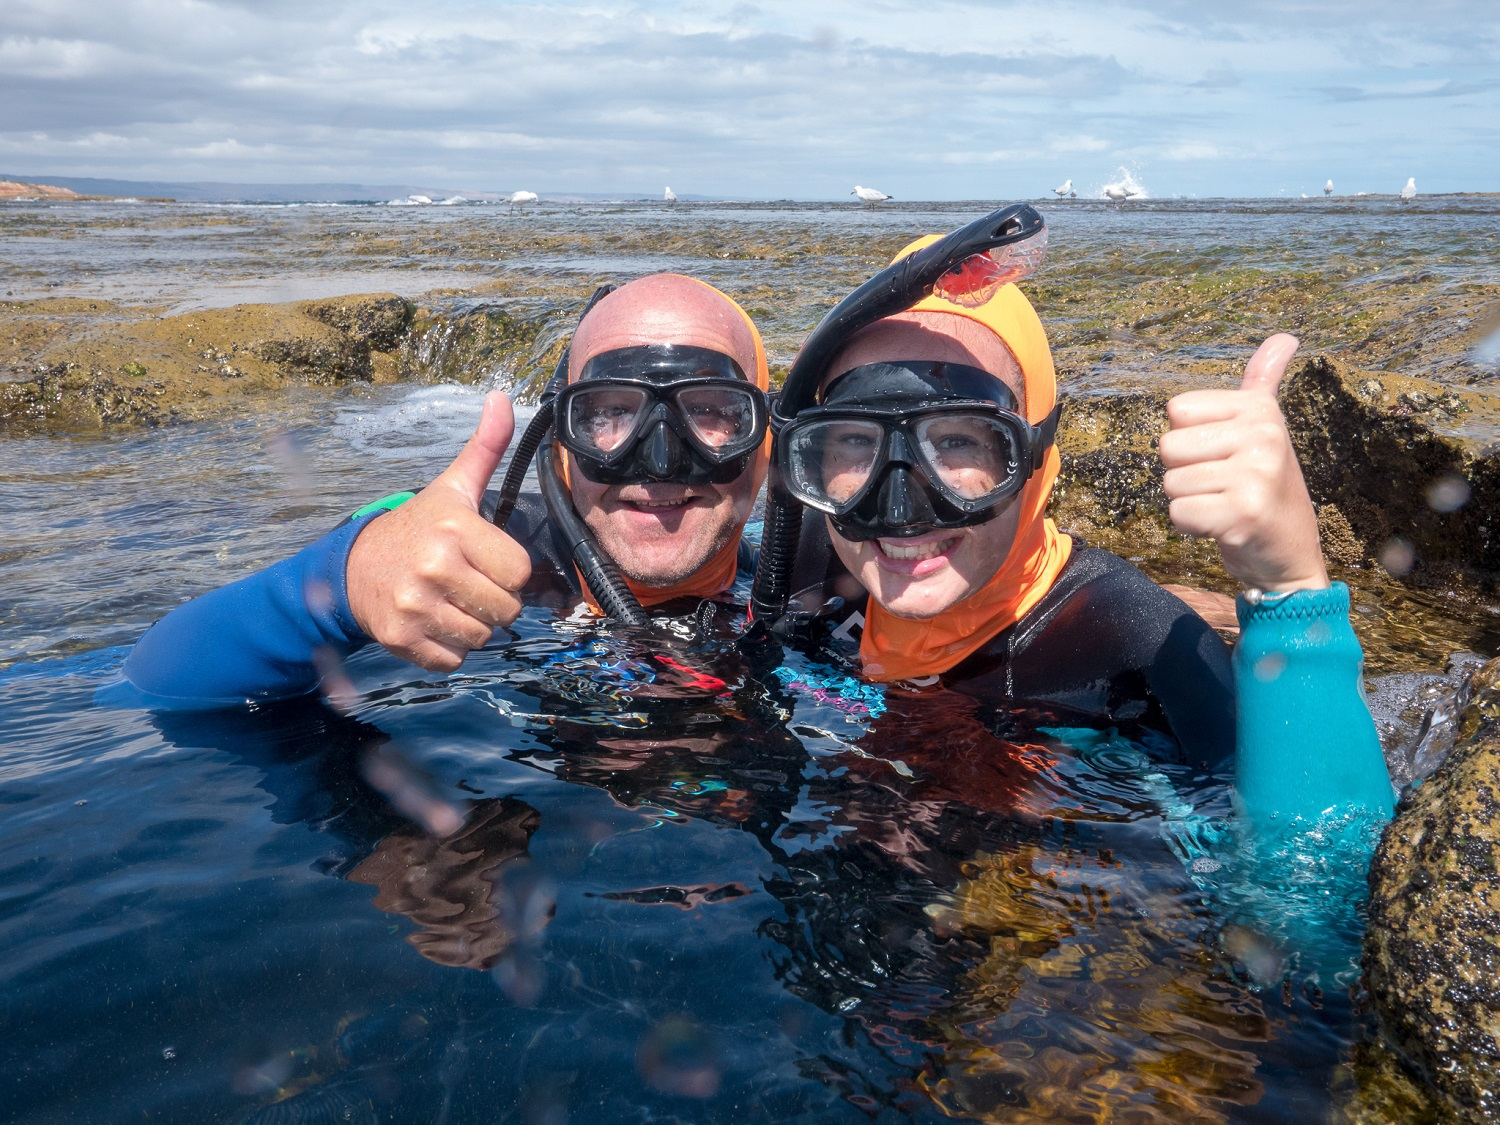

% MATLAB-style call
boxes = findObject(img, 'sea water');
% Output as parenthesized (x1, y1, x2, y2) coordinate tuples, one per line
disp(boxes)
(2, 196, 1498, 1122)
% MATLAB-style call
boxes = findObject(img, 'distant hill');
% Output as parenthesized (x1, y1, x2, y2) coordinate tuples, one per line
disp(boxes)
(0, 179, 83, 200)
(1, 175, 716, 204)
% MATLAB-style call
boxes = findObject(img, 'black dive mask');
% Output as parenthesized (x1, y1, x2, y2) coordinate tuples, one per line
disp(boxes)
(777, 360, 1059, 541)
(555, 344, 768, 486)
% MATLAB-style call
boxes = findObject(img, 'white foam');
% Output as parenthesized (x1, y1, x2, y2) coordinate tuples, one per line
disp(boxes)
(1098, 167, 1149, 201)
(1473, 323, 1500, 367)
(333, 385, 539, 465)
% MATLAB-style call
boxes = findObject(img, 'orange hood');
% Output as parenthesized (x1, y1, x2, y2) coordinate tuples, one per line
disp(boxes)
(857, 236, 1072, 683)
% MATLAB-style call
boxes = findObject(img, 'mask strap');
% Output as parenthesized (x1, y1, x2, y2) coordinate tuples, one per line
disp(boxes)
(1030, 402, 1062, 472)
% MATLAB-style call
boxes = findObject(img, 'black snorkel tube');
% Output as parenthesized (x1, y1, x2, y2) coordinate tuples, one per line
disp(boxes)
(487, 285, 649, 623)
(748, 202, 1047, 632)
(490, 284, 615, 530)
(536, 440, 650, 626)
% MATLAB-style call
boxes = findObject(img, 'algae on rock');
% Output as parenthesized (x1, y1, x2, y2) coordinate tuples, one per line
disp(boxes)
(1362, 663, 1500, 1124)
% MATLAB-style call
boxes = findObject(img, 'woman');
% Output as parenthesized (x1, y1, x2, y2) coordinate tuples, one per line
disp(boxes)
(762, 219, 1393, 826)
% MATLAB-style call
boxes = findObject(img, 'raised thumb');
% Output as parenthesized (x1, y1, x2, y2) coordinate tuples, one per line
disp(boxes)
(1239, 333, 1299, 398)
(438, 390, 515, 507)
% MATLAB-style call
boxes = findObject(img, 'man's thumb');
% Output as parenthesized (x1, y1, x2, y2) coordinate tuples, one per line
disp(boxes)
(439, 390, 515, 506)
(1239, 333, 1299, 397)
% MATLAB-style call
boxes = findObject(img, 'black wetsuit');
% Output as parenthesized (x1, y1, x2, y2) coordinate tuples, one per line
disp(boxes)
(778, 517, 1236, 769)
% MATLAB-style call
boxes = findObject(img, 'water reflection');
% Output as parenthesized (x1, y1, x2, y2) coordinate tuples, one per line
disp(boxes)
(86, 613, 1362, 1123)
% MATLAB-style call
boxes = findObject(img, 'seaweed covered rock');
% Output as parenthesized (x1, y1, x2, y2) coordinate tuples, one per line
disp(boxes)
(0, 293, 415, 428)
(1280, 357, 1500, 589)
(1048, 357, 1500, 602)
(1363, 660, 1500, 1122)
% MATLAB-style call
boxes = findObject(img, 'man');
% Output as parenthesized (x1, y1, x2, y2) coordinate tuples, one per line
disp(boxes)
(121, 274, 770, 705)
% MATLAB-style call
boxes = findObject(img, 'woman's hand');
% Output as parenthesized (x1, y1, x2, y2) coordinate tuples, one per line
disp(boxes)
(1159, 334, 1329, 593)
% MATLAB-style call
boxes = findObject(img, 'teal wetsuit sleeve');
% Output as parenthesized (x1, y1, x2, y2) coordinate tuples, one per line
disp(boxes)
(1232, 582, 1395, 825)
(119, 510, 382, 709)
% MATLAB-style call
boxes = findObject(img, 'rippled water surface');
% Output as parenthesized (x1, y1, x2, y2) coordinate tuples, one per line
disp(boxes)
(3, 197, 1495, 1122)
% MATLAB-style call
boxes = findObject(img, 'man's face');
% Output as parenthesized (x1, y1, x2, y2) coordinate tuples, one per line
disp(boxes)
(566, 276, 763, 588)
(570, 465, 759, 587)
(821, 313, 1029, 620)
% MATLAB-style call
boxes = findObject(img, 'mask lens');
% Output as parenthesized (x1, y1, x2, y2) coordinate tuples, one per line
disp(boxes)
(673, 385, 760, 453)
(913, 413, 1022, 501)
(787, 419, 885, 508)
(566, 386, 650, 455)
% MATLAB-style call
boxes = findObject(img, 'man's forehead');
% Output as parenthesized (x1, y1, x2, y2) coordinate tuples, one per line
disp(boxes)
(568, 275, 755, 378)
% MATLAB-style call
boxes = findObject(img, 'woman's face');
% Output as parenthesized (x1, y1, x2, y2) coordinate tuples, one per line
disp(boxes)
(820, 313, 1028, 620)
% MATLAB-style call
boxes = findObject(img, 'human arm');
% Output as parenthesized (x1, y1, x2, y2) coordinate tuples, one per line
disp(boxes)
(122, 391, 533, 707)
(1159, 335, 1392, 824)
(121, 510, 380, 707)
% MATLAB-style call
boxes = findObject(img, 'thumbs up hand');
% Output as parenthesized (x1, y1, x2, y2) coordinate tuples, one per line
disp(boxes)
(346, 390, 533, 671)
(1159, 335, 1329, 593)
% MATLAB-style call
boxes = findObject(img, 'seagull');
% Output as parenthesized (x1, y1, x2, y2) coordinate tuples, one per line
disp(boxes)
(1400, 177, 1417, 202)
(852, 185, 892, 203)
(1053, 179, 1074, 198)
(1103, 184, 1136, 201)
(1324, 179, 1334, 196)
(508, 190, 539, 212)
(664, 186, 676, 205)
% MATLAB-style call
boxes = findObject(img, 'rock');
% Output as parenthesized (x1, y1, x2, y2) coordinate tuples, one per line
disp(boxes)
(1280, 357, 1499, 588)
(0, 293, 416, 428)
(304, 294, 413, 352)
(1363, 664, 1500, 1122)
(1050, 356, 1500, 592)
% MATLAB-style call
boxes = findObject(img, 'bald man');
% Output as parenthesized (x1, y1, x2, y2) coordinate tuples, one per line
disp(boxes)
(122, 275, 771, 705)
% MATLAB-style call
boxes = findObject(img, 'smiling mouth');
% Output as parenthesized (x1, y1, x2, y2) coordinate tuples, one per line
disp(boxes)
(627, 497, 695, 510)
(877, 538, 957, 561)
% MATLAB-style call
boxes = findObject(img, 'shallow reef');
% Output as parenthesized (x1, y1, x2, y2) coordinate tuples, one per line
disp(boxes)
(1358, 659, 1500, 1123)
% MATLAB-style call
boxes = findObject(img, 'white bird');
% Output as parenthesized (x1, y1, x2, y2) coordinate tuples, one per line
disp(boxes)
(1400, 177, 1417, 202)
(1103, 184, 1136, 201)
(508, 190, 539, 212)
(664, 186, 677, 205)
(1324, 179, 1334, 196)
(852, 185, 892, 203)
(1053, 179, 1074, 198)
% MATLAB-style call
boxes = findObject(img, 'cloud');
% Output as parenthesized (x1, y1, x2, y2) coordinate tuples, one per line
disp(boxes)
(1162, 142, 1229, 161)
(0, 0, 1496, 197)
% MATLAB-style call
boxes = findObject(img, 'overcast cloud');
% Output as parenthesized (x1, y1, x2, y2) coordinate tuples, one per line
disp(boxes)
(3, 0, 1496, 198)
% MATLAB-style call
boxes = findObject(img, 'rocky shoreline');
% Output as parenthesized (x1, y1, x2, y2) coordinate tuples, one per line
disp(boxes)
(4, 286, 1497, 647)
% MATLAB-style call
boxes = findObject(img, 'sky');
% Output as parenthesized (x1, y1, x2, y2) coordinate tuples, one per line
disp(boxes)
(4, 0, 1498, 199)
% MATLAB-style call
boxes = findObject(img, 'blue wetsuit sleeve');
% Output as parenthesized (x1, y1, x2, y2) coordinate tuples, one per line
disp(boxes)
(120, 511, 381, 708)
(1232, 582, 1394, 825)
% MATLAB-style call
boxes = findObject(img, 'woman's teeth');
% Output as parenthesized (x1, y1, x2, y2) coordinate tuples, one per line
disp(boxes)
(878, 539, 952, 561)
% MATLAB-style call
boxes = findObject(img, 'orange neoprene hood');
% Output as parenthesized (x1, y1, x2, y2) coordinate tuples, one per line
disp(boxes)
(857, 236, 1073, 683)
(567, 275, 771, 610)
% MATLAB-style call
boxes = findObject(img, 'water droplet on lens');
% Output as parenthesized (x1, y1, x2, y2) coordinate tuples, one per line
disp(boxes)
(1425, 474, 1471, 513)
(636, 1015, 722, 1099)
(1380, 537, 1416, 578)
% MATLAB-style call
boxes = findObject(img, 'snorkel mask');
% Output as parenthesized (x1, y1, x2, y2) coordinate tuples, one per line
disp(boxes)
(555, 344, 769, 486)
(779, 359, 1058, 541)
